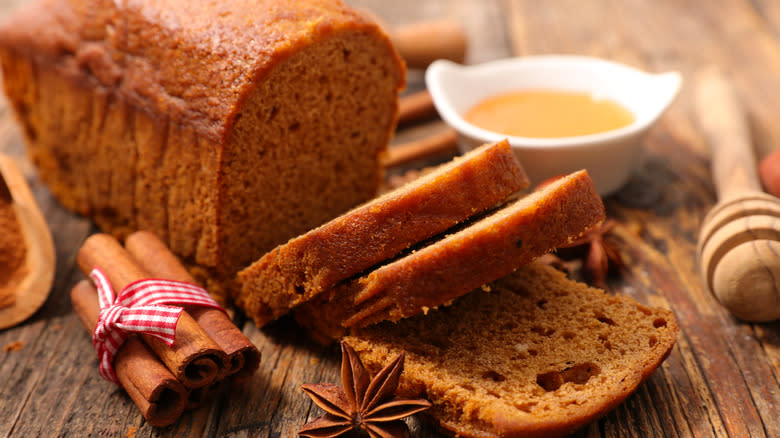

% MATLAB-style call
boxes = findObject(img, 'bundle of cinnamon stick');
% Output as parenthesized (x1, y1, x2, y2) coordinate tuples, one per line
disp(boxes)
(71, 231, 260, 427)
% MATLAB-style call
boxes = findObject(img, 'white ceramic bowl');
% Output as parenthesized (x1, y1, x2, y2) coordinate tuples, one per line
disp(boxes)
(425, 56, 682, 195)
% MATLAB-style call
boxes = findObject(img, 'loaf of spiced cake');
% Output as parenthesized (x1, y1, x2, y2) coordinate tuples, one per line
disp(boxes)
(237, 140, 529, 326)
(0, 0, 405, 300)
(295, 170, 605, 341)
(345, 262, 679, 438)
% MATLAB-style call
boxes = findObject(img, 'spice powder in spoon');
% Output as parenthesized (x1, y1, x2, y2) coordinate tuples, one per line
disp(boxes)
(0, 180, 27, 308)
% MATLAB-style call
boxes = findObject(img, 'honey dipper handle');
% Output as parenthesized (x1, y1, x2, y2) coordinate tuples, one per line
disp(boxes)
(694, 68, 761, 200)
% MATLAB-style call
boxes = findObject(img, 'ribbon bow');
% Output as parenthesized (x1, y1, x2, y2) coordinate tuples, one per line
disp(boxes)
(89, 267, 223, 384)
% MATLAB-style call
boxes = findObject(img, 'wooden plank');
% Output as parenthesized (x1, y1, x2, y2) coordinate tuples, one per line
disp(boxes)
(212, 320, 337, 436)
(504, 1, 780, 437)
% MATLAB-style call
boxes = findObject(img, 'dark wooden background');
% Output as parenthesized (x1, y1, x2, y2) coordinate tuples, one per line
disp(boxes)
(1, 0, 779, 436)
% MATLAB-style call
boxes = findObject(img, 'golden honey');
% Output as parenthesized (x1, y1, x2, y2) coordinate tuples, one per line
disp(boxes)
(464, 90, 634, 138)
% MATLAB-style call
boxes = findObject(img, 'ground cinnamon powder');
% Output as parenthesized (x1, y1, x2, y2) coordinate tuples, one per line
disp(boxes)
(0, 189, 26, 308)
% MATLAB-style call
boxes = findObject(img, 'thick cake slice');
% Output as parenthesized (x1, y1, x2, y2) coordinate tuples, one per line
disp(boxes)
(344, 262, 679, 438)
(237, 140, 529, 326)
(295, 170, 604, 339)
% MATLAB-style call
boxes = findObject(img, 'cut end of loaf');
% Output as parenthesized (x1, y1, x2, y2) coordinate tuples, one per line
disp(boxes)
(220, 27, 404, 283)
(345, 263, 678, 438)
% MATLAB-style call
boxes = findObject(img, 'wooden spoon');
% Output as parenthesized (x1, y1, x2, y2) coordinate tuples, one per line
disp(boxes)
(695, 68, 780, 322)
(0, 154, 55, 329)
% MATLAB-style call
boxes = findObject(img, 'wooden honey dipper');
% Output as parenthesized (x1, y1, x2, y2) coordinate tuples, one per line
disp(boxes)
(695, 68, 780, 322)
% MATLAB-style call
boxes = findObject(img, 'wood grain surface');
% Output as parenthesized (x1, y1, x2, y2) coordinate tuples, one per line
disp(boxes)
(0, 0, 779, 437)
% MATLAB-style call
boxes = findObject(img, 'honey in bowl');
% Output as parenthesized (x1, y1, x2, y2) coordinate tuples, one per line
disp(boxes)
(464, 90, 635, 138)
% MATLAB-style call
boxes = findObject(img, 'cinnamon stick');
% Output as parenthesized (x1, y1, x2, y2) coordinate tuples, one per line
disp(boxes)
(125, 231, 260, 382)
(70, 280, 187, 427)
(77, 233, 227, 389)
(398, 89, 438, 126)
(383, 128, 459, 168)
(391, 19, 467, 69)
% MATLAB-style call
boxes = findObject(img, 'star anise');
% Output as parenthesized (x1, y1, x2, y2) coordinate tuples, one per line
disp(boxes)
(533, 178, 625, 288)
(299, 342, 432, 438)
(559, 219, 625, 288)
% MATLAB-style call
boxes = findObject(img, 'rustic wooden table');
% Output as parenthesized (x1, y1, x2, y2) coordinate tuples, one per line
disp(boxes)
(1, 0, 779, 437)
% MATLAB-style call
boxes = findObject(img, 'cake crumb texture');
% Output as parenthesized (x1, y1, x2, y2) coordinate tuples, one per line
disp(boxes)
(345, 262, 679, 438)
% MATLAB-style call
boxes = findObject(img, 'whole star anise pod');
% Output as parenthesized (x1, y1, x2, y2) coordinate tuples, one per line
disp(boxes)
(299, 342, 432, 438)
(562, 219, 624, 288)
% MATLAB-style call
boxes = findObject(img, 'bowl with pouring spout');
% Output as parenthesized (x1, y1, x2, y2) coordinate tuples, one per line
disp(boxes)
(426, 56, 682, 195)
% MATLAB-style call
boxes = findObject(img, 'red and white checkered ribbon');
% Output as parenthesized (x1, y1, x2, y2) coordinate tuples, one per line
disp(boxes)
(89, 267, 224, 384)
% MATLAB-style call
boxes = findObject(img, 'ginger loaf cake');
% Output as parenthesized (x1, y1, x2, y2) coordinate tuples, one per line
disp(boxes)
(295, 169, 605, 340)
(237, 140, 529, 326)
(344, 262, 679, 438)
(0, 0, 405, 300)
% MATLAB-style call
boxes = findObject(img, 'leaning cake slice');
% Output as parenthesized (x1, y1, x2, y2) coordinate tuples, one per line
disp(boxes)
(296, 169, 604, 340)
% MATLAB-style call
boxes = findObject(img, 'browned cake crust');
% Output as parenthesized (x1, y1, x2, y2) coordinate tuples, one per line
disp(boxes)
(297, 170, 605, 339)
(344, 262, 679, 438)
(0, 0, 405, 301)
(237, 140, 529, 326)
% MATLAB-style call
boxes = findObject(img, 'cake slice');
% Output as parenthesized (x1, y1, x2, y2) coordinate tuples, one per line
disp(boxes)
(344, 262, 679, 438)
(237, 140, 529, 326)
(295, 169, 604, 339)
